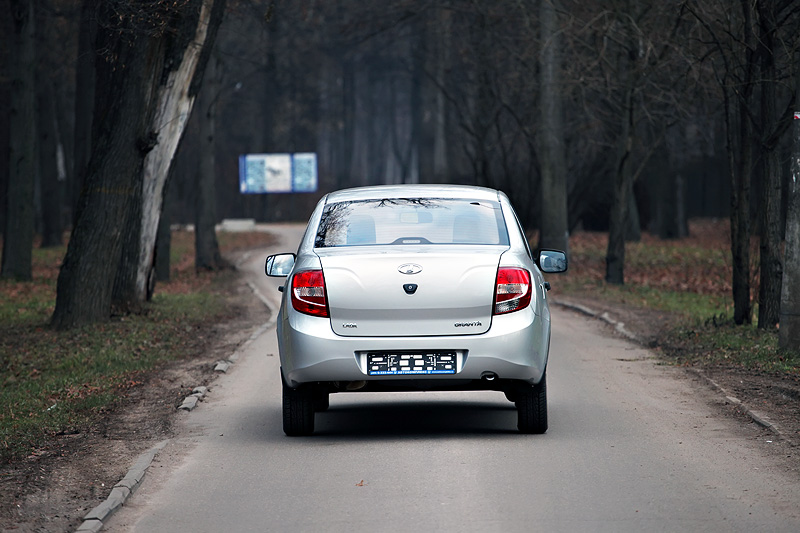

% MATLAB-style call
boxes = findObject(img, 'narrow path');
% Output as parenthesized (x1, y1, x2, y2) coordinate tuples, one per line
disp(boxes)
(105, 224, 800, 533)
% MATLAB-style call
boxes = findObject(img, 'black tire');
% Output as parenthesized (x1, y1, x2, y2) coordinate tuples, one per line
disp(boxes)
(516, 373, 548, 434)
(282, 379, 315, 436)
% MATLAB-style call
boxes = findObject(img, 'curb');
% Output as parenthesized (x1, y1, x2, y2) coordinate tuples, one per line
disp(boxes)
(74, 267, 277, 532)
(686, 368, 785, 438)
(76, 440, 168, 532)
(553, 300, 639, 342)
(174, 280, 275, 411)
(553, 299, 789, 443)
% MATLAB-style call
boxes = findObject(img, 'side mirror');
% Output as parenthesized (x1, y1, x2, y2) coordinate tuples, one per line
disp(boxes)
(265, 253, 296, 277)
(538, 249, 568, 273)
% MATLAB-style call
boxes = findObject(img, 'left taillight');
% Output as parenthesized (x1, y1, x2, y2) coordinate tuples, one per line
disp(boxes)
(494, 267, 532, 315)
(291, 270, 329, 317)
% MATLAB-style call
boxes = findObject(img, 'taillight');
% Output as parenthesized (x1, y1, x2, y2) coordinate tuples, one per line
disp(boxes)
(494, 267, 532, 315)
(291, 270, 329, 317)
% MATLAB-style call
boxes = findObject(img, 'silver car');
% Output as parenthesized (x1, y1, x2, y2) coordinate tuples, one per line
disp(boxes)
(266, 184, 567, 435)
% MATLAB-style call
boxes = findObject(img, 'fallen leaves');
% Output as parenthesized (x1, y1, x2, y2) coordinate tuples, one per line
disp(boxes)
(566, 219, 734, 296)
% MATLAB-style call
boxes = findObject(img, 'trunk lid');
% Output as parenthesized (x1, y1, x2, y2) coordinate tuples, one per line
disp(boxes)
(318, 247, 504, 337)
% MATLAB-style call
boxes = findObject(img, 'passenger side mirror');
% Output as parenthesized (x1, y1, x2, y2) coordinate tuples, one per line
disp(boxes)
(538, 250, 568, 273)
(265, 253, 296, 277)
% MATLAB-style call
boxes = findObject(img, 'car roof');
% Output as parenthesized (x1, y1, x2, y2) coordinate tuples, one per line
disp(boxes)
(324, 184, 502, 204)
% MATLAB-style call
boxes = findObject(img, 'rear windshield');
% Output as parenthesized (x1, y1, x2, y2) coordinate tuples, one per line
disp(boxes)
(314, 198, 509, 247)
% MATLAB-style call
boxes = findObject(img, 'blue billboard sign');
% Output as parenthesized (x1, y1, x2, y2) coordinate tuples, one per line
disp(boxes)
(238, 152, 318, 194)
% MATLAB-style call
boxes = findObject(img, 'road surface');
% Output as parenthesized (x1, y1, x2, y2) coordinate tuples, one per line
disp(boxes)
(106, 224, 800, 532)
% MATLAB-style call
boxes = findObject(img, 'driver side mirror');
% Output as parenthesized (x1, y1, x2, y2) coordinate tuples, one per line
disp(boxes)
(538, 250, 568, 273)
(265, 253, 296, 277)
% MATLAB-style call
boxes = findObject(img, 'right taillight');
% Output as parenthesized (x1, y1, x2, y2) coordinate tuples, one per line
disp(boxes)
(291, 270, 329, 317)
(494, 267, 532, 315)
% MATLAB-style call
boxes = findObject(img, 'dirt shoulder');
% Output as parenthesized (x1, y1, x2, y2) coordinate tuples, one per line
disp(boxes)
(555, 293, 800, 450)
(0, 267, 269, 533)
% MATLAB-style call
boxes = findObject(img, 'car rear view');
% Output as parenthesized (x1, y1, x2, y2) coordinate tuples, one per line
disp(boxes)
(266, 185, 567, 436)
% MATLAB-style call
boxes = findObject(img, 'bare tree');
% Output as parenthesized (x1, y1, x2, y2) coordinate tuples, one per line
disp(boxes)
(537, 0, 569, 253)
(37, 78, 64, 248)
(604, 2, 638, 284)
(113, 0, 227, 309)
(689, 0, 799, 326)
(755, 0, 796, 330)
(71, 0, 97, 226)
(52, 0, 226, 329)
(195, 51, 226, 271)
(2, 0, 35, 281)
(780, 71, 800, 348)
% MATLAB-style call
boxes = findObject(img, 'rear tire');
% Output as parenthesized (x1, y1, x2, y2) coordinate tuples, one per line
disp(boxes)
(516, 373, 548, 434)
(282, 379, 315, 436)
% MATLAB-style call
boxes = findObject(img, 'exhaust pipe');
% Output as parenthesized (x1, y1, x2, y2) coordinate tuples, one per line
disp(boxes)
(345, 380, 367, 391)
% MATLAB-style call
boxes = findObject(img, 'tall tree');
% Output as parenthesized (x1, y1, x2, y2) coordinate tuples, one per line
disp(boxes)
(755, 0, 794, 330)
(38, 79, 64, 248)
(605, 11, 636, 283)
(113, 0, 227, 309)
(604, 1, 639, 284)
(71, 0, 97, 226)
(2, 0, 35, 280)
(689, 0, 799, 325)
(52, 0, 226, 329)
(561, 0, 693, 284)
(779, 86, 800, 348)
(195, 51, 225, 271)
(537, 0, 569, 254)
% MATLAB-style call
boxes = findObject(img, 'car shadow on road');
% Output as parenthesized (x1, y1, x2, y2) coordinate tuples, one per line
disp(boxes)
(309, 397, 522, 439)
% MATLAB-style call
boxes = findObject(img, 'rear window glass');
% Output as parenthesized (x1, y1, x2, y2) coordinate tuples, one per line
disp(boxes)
(314, 198, 509, 247)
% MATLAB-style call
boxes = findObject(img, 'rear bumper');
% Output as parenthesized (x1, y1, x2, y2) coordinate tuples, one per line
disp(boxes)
(277, 307, 550, 388)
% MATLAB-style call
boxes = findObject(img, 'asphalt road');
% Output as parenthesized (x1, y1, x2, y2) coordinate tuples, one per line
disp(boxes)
(106, 225, 800, 532)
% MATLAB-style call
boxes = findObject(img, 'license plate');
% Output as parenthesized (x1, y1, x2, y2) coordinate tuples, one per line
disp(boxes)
(367, 352, 457, 376)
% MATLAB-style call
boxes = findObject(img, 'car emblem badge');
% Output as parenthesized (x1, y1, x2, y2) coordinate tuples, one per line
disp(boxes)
(398, 263, 422, 275)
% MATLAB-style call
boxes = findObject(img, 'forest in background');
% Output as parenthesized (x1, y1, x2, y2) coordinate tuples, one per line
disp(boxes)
(1, 1, 757, 234)
(172, 0, 736, 233)
(1, 0, 799, 335)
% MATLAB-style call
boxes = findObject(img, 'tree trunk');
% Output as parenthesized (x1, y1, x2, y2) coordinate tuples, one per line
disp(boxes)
(537, 0, 569, 254)
(52, 8, 166, 329)
(655, 172, 688, 240)
(195, 52, 225, 271)
(113, 0, 227, 308)
(757, 125, 783, 330)
(2, 0, 35, 281)
(779, 107, 800, 348)
(409, 25, 424, 185)
(728, 0, 757, 326)
(416, 19, 436, 184)
(605, 93, 634, 284)
(756, 4, 782, 330)
(730, 100, 754, 325)
(340, 60, 356, 189)
(625, 179, 641, 242)
(155, 194, 171, 283)
(605, 5, 636, 285)
(432, 9, 451, 183)
(71, 0, 97, 226)
(38, 79, 64, 248)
